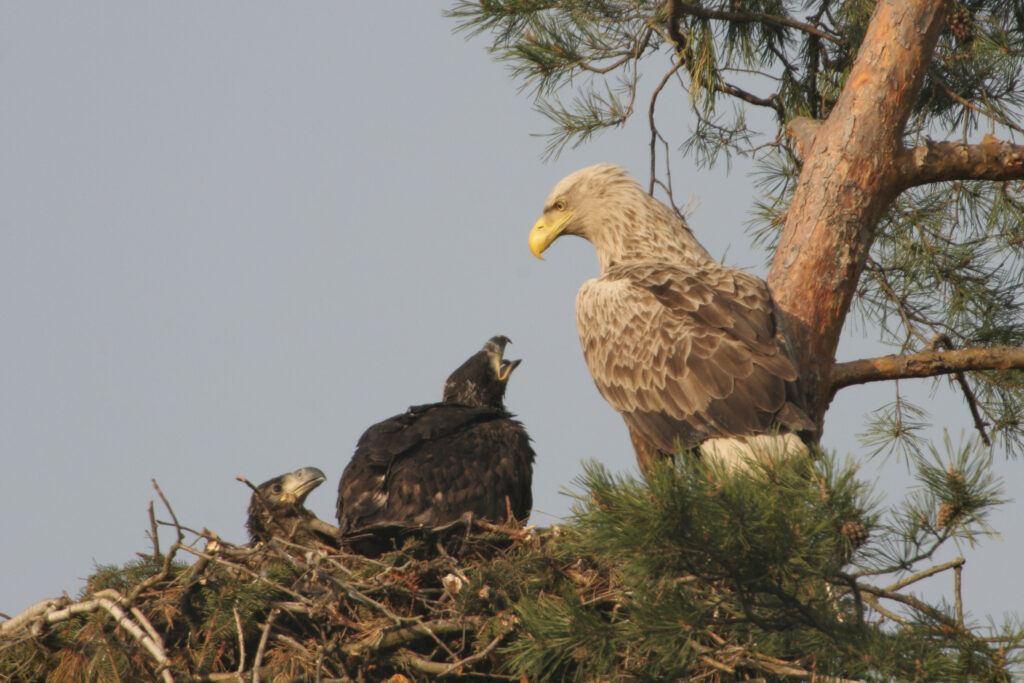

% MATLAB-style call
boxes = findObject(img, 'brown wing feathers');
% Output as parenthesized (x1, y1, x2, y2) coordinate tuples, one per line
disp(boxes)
(577, 260, 812, 457)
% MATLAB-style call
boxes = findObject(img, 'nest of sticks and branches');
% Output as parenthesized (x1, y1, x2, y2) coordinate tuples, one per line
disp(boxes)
(4, 455, 1018, 682)
(0, 482, 569, 682)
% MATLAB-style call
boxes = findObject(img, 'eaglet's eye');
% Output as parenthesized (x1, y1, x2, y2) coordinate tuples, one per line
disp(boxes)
(271, 484, 283, 494)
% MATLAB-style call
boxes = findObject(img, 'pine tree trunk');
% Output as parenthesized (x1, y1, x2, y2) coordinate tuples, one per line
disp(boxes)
(767, 0, 952, 429)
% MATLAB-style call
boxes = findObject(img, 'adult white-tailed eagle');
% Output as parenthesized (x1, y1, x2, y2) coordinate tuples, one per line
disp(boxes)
(336, 336, 535, 548)
(528, 164, 813, 472)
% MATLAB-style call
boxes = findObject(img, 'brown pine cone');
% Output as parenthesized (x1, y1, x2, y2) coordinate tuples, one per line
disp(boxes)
(841, 519, 868, 548)
(937, 501, 958, 530)
(948, 6, 972, 42)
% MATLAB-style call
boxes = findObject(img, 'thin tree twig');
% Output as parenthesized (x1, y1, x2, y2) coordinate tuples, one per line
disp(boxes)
(152, 479, 184, 542)
(883, 556, 965, 592)
(928, 70, 1024, 137)
(954, 564, 964, 626)
(716, 80, 778, 109)
(438, 624, 512, 676)
(174, 546, 314, 606)
(930, 335, 992, 445)
(864, 257, 932, 346)
(233, 606, 246, 678)
(669, 0, 844, 44)
(121, 480, 190, 604)
(862, 593, 911, 625)
(148, 500, 161, 558)
(252, 608, 279, 683)
(339, 618, 485, 657)
(649, 59, 686, 195)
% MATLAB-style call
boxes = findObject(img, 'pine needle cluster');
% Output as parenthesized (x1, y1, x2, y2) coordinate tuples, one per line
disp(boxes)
(504, 446, 1018, 681)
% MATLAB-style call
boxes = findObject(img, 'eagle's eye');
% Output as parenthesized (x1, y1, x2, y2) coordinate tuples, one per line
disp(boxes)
(554, 199, 567, 211)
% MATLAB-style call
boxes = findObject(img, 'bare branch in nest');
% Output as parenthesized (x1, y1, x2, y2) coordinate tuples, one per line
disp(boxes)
(152, 479, 184, 545)
(437, 625, 513, 676)
(148, 500, 161, 558)
(233, 606, 245, 679)
(308, 517, 341, 539)
(94, 591, 176, 683)
(251, 608, 279, 683)
(174, 545, 315, 606)
(0, 597, 70, 638)
(2, 589, 176, 682)
(339, 618, 484, 658)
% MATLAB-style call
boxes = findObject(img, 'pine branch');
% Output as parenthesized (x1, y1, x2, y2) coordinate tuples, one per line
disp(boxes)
(667, 0, 844, 45)
(830, 346, 1024, 395)
(883, 556, 965, 592)
(901, 135, 1024, 187)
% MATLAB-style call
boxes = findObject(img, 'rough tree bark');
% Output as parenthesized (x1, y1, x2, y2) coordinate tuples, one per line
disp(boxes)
(763, 0, 1024, 431)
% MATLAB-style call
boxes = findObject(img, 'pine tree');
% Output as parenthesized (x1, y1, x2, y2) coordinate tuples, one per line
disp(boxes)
(3, 3, 1024, 680)
(441, 0, 1024, 678)
(448, 0, 1024, 451)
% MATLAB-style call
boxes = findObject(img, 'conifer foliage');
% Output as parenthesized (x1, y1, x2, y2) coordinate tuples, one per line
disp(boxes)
(1, 449, 1019, 681)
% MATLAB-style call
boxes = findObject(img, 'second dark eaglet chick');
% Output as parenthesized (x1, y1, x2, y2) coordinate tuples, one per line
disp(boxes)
(336, 336, 536, 549)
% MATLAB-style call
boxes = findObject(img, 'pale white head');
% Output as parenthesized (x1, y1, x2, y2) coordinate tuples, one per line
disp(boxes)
(528, 164, 709, 271)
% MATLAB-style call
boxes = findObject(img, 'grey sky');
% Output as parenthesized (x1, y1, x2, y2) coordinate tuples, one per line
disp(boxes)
(1, 3, 1018, 625)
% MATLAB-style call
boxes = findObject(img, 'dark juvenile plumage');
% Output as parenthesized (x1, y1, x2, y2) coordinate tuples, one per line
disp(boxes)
(528, 164, 814, 472)
(336, 336, 535, 544)
(247, 467, 337, 548)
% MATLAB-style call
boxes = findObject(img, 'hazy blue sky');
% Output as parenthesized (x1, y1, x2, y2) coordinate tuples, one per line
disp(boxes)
(1, 3, 1018, 625)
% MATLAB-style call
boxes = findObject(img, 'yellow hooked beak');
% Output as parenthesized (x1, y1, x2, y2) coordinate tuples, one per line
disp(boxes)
(528, 211, 573, 260)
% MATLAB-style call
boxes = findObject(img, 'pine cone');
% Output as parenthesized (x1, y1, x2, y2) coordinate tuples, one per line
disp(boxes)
(948, 6, 972, 42)
(841, 519, 867, 548)
(937, 501, 958, 530)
